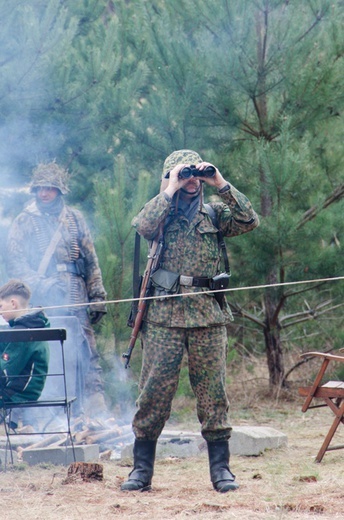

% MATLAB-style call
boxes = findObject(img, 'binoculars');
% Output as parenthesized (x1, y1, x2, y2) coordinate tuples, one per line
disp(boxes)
(165, 165, 216, 179)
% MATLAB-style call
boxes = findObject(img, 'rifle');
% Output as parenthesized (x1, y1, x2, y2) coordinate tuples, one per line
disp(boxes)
(122, 224, 164, 368)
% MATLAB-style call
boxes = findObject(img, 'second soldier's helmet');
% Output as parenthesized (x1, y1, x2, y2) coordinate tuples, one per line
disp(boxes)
(30, 161, 70, 195)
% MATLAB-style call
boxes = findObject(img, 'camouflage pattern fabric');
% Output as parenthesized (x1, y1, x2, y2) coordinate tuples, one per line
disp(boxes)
(132, 184, 259, 327)
(6, 199, 107, 395)
(162, 149, 203, 177)
(30, 161, 70, 194)
(133, 323, 231, 442)
(131, 167, 259, 442)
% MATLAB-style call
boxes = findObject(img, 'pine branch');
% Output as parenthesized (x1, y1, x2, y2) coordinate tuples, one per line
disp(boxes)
(297, 183, 344, 229)
(229, 303, 265, 328)
(282, 345, 335, 384)
(295, 6, 329, 44)
(281, 301, 344, 329)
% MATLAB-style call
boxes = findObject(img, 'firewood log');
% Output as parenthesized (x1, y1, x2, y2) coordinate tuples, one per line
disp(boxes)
(85, 428, 121, 444)
(22, 434, 65, 450)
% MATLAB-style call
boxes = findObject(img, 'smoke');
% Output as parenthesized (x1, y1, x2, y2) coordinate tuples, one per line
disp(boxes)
(0, 120, 67, 191)
(0, 2, 77, 192)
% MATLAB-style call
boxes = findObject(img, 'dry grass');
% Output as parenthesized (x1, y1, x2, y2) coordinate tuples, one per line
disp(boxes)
(1, 359, 343, 519)
(1, 400, 343, 519)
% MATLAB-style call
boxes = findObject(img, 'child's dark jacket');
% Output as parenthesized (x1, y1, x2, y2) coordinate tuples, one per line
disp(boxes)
(0, 310, 50, 404)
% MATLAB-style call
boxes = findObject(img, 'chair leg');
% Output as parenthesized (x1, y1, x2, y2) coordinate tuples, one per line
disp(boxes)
(2, 408, 14, 470)
(66, 403, 76, 463)
(315, 399, 344, 463)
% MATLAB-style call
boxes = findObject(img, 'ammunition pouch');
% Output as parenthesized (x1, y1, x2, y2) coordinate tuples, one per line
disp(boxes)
(150, 268, 180, 296)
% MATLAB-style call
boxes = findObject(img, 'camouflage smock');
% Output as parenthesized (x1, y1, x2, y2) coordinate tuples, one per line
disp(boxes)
(132, 183, 259, 328)
(6, 199, 106, 330)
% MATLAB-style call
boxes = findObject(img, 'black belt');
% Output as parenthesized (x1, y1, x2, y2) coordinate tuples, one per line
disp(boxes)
(56, 262, 80, 275)
(179, 275, 210, 288)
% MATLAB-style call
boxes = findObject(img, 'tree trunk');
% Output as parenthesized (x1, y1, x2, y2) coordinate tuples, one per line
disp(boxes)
(263, 291, 285, 388)
(255, 7, 286, 389)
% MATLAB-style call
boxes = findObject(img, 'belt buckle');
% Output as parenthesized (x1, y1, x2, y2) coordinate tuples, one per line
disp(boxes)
(56, 264, 67, 272)
(180, 275, 193, 287)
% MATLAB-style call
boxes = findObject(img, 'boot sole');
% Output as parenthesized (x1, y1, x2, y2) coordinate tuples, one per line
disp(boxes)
(214, 482, 239, 493)
(121, 483, 151, 492)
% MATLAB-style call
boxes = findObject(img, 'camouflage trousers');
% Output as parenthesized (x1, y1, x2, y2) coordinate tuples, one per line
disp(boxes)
(132, 323, 232, 442)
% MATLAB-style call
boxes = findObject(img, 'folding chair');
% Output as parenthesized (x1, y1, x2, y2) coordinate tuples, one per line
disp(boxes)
(298, 351, 344, 463)
(0, 328, 76, 468)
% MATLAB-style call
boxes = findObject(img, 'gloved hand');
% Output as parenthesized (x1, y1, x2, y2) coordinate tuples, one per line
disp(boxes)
(90, 310, 106, 324)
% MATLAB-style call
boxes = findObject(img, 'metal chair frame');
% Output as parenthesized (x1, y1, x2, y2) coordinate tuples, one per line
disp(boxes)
(0, 328, 76, 468)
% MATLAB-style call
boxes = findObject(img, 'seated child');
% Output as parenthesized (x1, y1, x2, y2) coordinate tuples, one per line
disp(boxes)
(0, 279, 50, 407)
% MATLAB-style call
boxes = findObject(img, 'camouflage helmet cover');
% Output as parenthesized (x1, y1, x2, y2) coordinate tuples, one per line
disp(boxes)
(162, 149, 203, 178)
(30, 161, 70, 194)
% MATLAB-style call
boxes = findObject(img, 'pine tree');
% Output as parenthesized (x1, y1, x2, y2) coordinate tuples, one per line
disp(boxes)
(126, 0, 344, 387)
(181, 0, 344, 387)
(1, 0, 343, 390)
(93, 155, 151, 342)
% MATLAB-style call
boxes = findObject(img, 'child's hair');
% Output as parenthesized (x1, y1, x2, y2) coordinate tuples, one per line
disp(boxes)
(0, 279, 31, 301)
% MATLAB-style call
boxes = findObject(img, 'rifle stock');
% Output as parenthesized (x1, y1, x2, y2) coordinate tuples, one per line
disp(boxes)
(123, 227, 164, 368)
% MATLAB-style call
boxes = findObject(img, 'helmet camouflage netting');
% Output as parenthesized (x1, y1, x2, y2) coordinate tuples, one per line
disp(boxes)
(30, 161, 70, 194)
(162, 149, 203, 178)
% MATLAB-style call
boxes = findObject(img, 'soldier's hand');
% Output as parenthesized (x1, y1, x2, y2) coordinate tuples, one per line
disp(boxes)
(163, 163, 192, 198)
(196, 162, 228, 190)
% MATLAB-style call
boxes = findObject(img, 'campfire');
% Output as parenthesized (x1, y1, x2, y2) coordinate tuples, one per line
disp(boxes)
(13, 416, 134, 461)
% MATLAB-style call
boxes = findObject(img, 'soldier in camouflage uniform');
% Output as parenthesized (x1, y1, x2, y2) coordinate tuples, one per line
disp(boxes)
(121, 150, 259, 493)
(6, 162, 108, 416)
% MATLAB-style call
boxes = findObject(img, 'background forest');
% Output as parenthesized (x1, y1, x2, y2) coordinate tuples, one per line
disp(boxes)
(0, 0, 343, 408)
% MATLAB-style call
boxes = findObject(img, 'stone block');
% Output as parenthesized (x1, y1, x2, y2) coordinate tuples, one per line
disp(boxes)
(22, 444, 99, 466)
(229, 426, 288, 456)
(120, 430, 206, 461)
(120, 426, 287, 460)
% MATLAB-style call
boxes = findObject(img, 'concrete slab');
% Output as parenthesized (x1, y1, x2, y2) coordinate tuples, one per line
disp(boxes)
(22, 444, 99, 466)
(120, 426, 287, 460)
(230, 426, 288, 456)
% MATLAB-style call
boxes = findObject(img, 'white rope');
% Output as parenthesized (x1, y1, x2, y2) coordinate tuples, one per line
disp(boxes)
(25, 274, 344, 314)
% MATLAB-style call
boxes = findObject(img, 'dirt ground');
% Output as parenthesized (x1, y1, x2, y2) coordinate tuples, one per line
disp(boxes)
(0, 394, 343, 520)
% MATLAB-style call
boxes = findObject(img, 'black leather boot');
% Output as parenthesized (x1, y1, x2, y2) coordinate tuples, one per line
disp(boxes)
(207, 440, 239, 492)
(121, 439, 157, 491)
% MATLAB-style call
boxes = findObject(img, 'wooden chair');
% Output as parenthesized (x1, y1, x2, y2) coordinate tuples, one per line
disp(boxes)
(298, 351, 344, 463)
(0, 328, 76, 468)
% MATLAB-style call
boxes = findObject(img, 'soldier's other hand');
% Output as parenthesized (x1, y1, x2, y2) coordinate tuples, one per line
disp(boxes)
(197, 162, 227, 190)
(90, 310, 106, 324)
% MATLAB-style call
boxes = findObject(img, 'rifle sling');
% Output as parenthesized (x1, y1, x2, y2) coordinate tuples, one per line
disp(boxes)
(132, 231, 142, 300)
(204, 204, 230, 274)
(132, 204, 230, 301)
